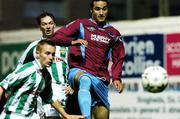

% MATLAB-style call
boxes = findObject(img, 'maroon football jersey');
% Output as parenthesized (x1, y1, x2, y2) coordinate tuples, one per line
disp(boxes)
(50, 18, 125, 83)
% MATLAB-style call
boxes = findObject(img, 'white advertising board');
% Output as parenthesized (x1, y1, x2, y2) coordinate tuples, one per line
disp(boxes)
(109, 77, 180, 119)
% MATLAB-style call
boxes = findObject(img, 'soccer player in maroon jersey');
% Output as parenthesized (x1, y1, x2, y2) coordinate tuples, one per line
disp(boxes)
(50, 0, 125, 118)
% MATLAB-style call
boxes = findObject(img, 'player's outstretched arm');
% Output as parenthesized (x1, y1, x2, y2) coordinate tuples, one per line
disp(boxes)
(51, 100, 85, 119)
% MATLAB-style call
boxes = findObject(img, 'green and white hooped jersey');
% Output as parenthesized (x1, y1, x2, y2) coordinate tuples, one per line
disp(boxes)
(0, 60, 53, 116)
(17, 39, 68, 84)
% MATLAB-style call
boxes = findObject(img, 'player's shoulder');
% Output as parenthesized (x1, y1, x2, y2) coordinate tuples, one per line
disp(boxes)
(105, 24, 123, 42)
(106, 24, 121, 36)
(67, 18, 93, 26)
(15, 62, 36, 76)
(65, 19, 82, 27)
(80, 18, 89, 22)
(26, 39, 41, 49)
(78, 18, 93, 24)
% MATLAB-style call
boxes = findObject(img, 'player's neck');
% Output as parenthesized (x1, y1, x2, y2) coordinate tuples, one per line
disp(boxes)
(96, 21, 106, 27)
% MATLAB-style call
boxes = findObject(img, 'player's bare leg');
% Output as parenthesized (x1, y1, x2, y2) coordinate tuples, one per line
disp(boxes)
(92, 105, 109, 119)
(65, 71, 84, 115)
(73, 72, 84, 89)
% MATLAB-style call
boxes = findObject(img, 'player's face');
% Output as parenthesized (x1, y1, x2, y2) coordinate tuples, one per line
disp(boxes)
(91, 1, 108, 23)
(40, 16, 56, 38)
(36, 44, 55, 68)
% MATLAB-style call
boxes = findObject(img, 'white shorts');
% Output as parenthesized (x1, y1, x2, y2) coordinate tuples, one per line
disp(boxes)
(51, 83, 67, 105)
(36, 97, 45, 118)
(43, 104, 60, 117)
(43, 83, 67, 117)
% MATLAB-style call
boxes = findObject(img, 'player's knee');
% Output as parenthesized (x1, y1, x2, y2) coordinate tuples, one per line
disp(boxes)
(79, 75, 91, 90)
(92, 105, 109, 119)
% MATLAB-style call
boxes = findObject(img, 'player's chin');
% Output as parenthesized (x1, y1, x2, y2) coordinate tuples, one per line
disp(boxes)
(45, 32, 53, 37)
(98, 17, 106, 22)
(97, 19, 105, 22)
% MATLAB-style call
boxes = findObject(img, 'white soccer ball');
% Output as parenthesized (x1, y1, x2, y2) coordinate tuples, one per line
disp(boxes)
(141, 66, 168, 93)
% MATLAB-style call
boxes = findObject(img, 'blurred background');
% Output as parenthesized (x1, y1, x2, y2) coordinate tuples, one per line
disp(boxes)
(1, 0, 180, 119)
(0, 0, 178, 30)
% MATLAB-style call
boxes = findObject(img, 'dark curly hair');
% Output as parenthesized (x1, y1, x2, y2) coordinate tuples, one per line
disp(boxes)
(36, 12, 56, 25)
(90, 0, 109, 9)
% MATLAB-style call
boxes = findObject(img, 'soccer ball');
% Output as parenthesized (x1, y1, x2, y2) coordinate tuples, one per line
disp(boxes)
(141, 66, 168, 93)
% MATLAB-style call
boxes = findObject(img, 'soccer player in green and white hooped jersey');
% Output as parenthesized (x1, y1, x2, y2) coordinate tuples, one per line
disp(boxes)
(15, 12, 71, 119)
(17, 40, 70, 118)
(0, 40, 56, 118)
(0, 40, 85, 119)
(15, 12, 87, 119)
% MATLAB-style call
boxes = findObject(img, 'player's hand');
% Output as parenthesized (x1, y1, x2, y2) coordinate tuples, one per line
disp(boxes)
(71, 39, 88, 47)
(65, 85, 74, 95)
(62, 114, 85, 119)
(113, 80, 124, 93)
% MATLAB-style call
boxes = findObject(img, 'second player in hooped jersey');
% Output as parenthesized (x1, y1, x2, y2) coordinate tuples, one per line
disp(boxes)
(51, 18, 124, 83)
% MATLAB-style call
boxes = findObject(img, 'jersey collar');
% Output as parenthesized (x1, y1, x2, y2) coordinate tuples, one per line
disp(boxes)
(89, 18, 111, 28)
